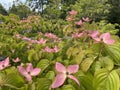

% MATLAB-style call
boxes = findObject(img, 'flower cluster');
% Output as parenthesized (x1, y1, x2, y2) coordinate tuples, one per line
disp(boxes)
(72, 30, 115, 45)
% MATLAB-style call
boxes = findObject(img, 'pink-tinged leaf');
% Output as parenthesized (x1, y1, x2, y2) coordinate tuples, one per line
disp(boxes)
(26, 63, 33, 72)
(68, 75, 80, 86)
(30, 68, 41, 76)
(4, 57, 10, 67)
(67, 65, 79, 74)
(51, 73, 66, 88)
(18, 65, 28, 76)
(56, 62, 66, 73)
(25, 74, 32, 81)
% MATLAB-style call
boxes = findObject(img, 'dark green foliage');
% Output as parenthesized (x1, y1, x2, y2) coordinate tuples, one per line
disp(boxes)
(0, 4, 8, 15)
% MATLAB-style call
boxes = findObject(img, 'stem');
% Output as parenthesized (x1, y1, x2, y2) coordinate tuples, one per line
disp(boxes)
(97, 44, 103, 58)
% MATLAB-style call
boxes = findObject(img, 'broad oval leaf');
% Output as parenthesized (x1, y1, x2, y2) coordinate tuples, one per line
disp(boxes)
(93, 69, 120, 90)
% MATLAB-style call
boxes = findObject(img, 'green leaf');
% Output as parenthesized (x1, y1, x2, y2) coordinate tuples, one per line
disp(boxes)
(80, 57, 94, 72)
(46, 71, 55, 80)
(93, 69, 120, 90)
(74, 50, 85, 64)
(103, 44, 120, 65)
(37, 59, 50, 73)
(36, 78, 51, 90)
(99, 57, 114, 70)
(79, 73, 94, 90)
(66, 47, 73, 59)
(28, 49, 35, 61)
(0, 73, 25, 89)
(61, 84, 75, 90)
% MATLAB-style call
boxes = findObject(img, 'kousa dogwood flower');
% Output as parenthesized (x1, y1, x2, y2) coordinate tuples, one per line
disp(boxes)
(66, 16, 74, 21)
(27, 43, 32, 49)
(18, 63, 41, 81)
(11, 49, 15, 53)
(0, 57, 10, 70)
(22, 36, 31, 41)
(45, 33, 58, 39)
(75, 20, 83, 26)
(36, 38, 46, 44)
(44, 46, 54, 53)
(72, 32, 84, 38)
(82, 17, 90, 22)
(51, 62, 80, 88)
(15, 34, 21, 39)
(69, 10, 77, 15)
(12, 57, 20, 63)
(92, 32, 115, 44)
(43, 46, 60, 53)
(88, 31, 100, 38)
(53, 46, 60, 53)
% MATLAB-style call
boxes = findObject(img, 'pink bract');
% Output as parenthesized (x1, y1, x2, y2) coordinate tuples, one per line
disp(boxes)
(72, 32, 84, 38)
(51, 62, 80, 88)
(12, 57, 20, 63)
(18, 63, 41, 81)
(0, 57, 10, 70)
(91, 32, 115, 45)
(82, 17, 90, 22)
(75, 20, 83, 26)
(69, 10, 77, 15)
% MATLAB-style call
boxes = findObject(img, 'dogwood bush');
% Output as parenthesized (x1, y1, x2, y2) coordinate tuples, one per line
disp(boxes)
(0, 11, 120, 90)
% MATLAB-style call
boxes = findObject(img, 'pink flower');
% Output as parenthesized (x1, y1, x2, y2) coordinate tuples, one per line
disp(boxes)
(82, 17, 90, 22)
(12, 57, 20, 63)
(75, 20, 83, 26)
(15, 34, 21, 39)
(18, 63, 41, 81)
(53, 46, 60, 53)
(22, 36, 31, 41)
(45, 33, 58, 39)
(66, 16, 73, 21)
(72, 32, 84, 38)
(11, 49, 15, 53)
(88, 31, 100, 38)
(27, 43, 32, 48)
(36, 38, 46, 44)
(92, 32, 115, 44)
(69, 10, 77, 15)
(0, 57, 10, 70)
(51, 62, 80, 88)
(43, 46, 54, 53)
(43, 46, 60, 53)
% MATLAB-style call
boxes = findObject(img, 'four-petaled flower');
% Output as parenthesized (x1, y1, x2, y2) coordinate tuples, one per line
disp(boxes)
(0, 57, 10, 70)
(91, 32, 115, 44)
(69, 10, 77, 15)
(75, 20, 83, 26)
(12, 57, 20, 63)
(18, 63, 41, 81)
(51, 62, 80, 88)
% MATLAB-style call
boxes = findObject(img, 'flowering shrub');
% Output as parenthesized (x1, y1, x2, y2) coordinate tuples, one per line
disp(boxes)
(0, 11, 120, 90)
